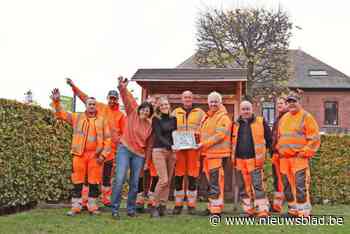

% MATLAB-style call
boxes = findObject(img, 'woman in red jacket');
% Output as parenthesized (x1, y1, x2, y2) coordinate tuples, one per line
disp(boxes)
(111, 77, 154, 219)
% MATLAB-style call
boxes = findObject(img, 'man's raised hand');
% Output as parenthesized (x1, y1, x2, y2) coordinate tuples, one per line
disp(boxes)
(66, 78, 74, 87)
(50, 88, 60, 101)
(117, 76, 129, 89)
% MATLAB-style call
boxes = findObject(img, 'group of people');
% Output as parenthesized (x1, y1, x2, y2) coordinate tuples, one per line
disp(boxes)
(50, 76, 320, 220)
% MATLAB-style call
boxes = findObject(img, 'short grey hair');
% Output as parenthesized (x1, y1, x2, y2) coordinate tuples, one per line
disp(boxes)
(208, 91, 222, 103)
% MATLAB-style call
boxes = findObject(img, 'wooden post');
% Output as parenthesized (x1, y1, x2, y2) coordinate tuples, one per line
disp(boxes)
(141, 88, 148, 102)
(232, 81, 243, 212)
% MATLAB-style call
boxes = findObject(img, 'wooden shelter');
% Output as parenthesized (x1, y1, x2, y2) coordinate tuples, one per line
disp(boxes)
(131, 68, 247, 200)
(131, 68, 247, 120)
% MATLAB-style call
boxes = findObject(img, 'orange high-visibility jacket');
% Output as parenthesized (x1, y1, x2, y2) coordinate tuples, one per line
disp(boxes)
(276, 108, 320, 158)
(52, 100, 112, 158)
(71, 85, 125, 160)
(231, 116, 267, 162)
(172, 106, 205, 133)
(200, 105, 232, 158)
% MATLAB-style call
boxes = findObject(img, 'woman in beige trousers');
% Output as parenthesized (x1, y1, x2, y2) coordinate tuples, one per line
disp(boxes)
(150, 97, 177, 218)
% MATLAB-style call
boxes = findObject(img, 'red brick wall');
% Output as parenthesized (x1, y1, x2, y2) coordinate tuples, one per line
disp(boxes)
(300, 90, 350, 130)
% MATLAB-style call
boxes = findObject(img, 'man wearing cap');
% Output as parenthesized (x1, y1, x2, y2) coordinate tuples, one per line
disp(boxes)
(276, 92, 320, 217)
(67, 78, 125, 207)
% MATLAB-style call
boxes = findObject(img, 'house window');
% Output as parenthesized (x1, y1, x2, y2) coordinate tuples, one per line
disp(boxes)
(262, 102, 275, 126)
(309, 70, 328, 76)
(324, 101, 338, 125)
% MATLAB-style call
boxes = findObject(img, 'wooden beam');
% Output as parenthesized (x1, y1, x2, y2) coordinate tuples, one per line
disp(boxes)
(141, 88, 148, 102)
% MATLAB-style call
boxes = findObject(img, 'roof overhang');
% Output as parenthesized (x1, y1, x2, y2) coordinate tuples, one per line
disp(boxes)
(131, 68, 247, 82)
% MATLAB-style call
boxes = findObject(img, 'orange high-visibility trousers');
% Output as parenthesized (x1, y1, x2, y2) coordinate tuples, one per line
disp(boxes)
(175, 149, 201, 177)
(235, 158, 269, 217)
(71, 151, 103, 184)
(136, 157, 158, 208)
(72, 151, 102, 211)
(174, 149, 200, 208)
(271, 153, 284, 213)
(280, 156, 311, 217)
(148, 157, 158, 177)
(147, 158, 158, 207)
(203, 157, 225, 214)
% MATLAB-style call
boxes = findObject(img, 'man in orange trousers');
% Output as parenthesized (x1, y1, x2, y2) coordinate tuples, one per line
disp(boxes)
(172, 91, 205, 215)
(67, 79, 125, 207)
(51, 88, 112, 216)
(198, 92, 232, 217)
(277, 92, 320, 217)
(231, 100, 272, 217)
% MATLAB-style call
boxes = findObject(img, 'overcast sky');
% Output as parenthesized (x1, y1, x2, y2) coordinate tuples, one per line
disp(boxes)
(1, 0, 349, 109)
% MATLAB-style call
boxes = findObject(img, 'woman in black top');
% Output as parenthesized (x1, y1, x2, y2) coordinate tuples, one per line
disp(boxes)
(150, 97, 177, 218)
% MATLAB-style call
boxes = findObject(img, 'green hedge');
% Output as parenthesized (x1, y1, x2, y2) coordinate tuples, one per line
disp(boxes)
(310, 135, 350, 204)
(0, 99, 73, 208)
(265, 135, 350, 204)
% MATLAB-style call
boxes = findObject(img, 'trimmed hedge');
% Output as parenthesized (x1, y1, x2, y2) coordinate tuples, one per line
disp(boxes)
(310, 135, 350, 204)
(0, 99, 73, 208)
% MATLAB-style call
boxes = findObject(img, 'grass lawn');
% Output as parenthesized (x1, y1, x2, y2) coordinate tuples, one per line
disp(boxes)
(0, 203, 349, 234)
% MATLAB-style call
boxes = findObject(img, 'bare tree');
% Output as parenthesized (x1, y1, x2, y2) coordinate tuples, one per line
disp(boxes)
(196, 7, 293, 99)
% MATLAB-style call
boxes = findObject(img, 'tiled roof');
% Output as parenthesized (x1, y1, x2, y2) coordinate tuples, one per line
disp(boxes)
(177, 49, 350, 89)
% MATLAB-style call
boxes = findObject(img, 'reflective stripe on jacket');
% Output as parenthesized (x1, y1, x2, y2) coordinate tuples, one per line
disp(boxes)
(52, 100, 112, 158)
(200, 105, 232, 158)
(276, 109, 320, 158)
(71, 84, 125, 160)
(172, 107, 205, 133)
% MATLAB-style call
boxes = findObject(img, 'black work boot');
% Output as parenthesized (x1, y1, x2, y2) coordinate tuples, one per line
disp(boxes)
(136, 204, 145, 213)
(172, 206, 183, 215)
(150, 207, 160, 218)
(187, 207, 196, 215)
(198, 208, 211, 216)
(159, 204, 167, 216)
(111, 212, 121, 220)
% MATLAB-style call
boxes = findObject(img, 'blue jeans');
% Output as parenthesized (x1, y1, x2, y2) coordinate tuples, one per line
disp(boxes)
(111, 144, 145, 214)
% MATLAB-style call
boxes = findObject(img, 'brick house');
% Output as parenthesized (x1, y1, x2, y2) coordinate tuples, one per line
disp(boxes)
(177, 49, 350, 133)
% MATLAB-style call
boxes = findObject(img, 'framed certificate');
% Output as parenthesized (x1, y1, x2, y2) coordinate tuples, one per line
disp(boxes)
(172, 131, 198, 150)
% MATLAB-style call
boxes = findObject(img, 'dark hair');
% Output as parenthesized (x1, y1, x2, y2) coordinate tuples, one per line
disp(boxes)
(86, 97, 96, 103)
(137, 102, 154, 118)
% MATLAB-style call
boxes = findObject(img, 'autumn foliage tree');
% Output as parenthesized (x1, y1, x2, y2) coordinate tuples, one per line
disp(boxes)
(196, 7, 293, 98)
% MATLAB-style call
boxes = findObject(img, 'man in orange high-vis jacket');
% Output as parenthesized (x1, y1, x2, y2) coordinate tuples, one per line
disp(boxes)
(276, 92, 320, 217)
(172, 91, 205, 215)
(198, 92, 232, 216)
(50, 88, 112, 216)
(67, 78, 125, 207)
(271, 97, 288, 213)
(231, 100, 272, 217)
